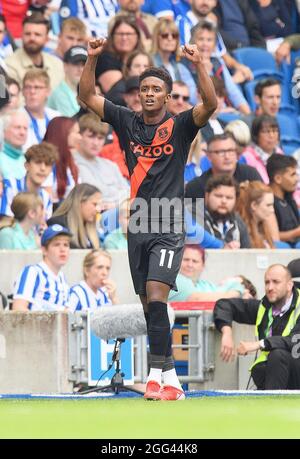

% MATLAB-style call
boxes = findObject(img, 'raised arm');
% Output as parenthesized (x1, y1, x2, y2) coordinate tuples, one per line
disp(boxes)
(181, 44, 217, 127)
(79, 38, 107, 119)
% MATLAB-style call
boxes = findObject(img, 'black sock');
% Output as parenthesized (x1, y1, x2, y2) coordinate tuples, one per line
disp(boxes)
(163, 334, 175, 372)
(148, 301, 170, 359)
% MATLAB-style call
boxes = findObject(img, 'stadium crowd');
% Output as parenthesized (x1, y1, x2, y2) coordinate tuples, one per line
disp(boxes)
(0, 1, 300, 391)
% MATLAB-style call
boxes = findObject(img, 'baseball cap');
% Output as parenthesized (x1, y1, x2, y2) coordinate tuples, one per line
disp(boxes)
(125, 76, 140, 93)
(63, 46, 88, 64)
(41, 224, 72, 246)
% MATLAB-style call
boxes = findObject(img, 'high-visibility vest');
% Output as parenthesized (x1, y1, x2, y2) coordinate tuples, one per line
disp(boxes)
(250, 290, 300, 371)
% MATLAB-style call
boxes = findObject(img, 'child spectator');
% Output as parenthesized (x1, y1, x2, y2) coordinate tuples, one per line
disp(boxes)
(0, 142, 57, 220)
(69, 249, 119, 311)
(0, 192, 44, 250)
(12, 224, 71, 311)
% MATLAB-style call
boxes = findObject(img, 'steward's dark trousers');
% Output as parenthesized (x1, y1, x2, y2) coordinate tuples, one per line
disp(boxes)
(251, 349, 300, 390)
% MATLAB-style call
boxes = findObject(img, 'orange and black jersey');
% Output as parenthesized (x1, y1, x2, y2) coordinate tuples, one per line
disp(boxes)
(103, 99, 200, 222)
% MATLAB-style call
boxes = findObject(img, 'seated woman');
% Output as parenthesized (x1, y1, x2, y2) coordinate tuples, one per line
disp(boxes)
(0, 192, 44, 250)
(47, 183, 102, 249)
(43, 116, 80, 206)
(189, 21, 250, 115)
(169, 244, 245, 302)
(236, 181, 279, 248)
(68, 249, 119, 311)
(151, 18, 198, 105)
(242, 115, 283, 183)
(95, 16, 144, 96)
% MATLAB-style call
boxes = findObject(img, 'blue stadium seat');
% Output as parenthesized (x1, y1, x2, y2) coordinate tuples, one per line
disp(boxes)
(233, 47, 283, 80)
(277, 113, 300, 138)
(217, 112, 241, 124)
(281, 137, 300, 156)
(279, 104, 297, 116)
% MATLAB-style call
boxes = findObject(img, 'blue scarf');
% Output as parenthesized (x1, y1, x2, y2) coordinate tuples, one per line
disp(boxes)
(3, 142, 23, 160)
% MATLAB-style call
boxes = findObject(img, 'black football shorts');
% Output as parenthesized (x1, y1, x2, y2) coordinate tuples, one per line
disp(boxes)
(127, 230, 185, 295)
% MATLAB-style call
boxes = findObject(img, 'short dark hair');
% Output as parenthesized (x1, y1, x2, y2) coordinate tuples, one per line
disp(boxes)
(255, 78, 281, 98)
(207, 132, 236, 150)
(251, 115, 279, 144)
(205, 174, 239, 197)
(23, 12, 50, 32)
(139, 66, 173, 94)
(190, 20, 217, 44)
(266, 154, 297, 183)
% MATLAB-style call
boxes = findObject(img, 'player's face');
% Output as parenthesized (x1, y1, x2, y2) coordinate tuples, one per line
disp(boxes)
(43, 236, 70, 268)
(180, 248, 204, 282)
(139, 76, 169, 113)
(205, 185, 236, 215)
(81, 192, 102, 223)
(85, 254, 111, 289)
(26, 160, 53, 186)
(265, 266, 293, 304)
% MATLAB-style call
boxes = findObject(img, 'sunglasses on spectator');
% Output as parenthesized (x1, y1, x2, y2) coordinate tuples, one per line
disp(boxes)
(171, 93, 189, 102)
(160, 32, 179, 39)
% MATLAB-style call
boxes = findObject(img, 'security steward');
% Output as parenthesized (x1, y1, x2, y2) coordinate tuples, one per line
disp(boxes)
(214, 264, 300, 390)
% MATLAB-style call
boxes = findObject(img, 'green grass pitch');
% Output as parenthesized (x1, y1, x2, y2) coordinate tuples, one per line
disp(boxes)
(1, 396, 300, 439)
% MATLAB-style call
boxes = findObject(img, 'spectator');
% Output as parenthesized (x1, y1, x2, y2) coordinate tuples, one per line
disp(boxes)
(122, 76, 142, 113)
(0, 0, 30, 40)
(69, 249, 119, 311)
(185, 132, 206, 183)
(103, 198, 130, 250)
(185, 133, 262, 201)
(224, 120, 251, 159)
(74, 113, 129, 209)
(176, 0, 253, 84)
(47, 46, 88, 117)
(22, 69, 60, 150)
(0, 142, 57, 220)
(110, 0, 158, 52)
(5, 13, 64, 89)
(267, 154, 300, 248)
(0, 109, 29, 179)
(242, 115, 283, 183)
(167, 80, 191, 115)
(58, 0, 118, 39)
(106, 49, 153, 105)
(12, 224, 71, 311)
(254, 78, 281, 118)
(214, 264, 300, 390)
(95, 16, 144, 95)
(0, 192, 44, 250)
(54, 17, 87, 60)
(189, 21, 250, 114)
(204, 174, 251, 248)
(213, 0, 266, 51)
(0, 14, 14, 60)
(47, 183, 102, 249)
(275, 33, 300, 64)
(5, 77, 21, 111)
(250, 0, 292, 48)
(169, 244, 245, 301)
(236, 181, 277, 248)
(151, 18, 198, 105)
(43, 116, 80, 204)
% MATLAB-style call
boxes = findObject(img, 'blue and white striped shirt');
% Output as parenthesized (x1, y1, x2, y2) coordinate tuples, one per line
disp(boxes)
(0, 176, 53, 220)
(13, 261, 70, 311)
(69, 280, 112, 312)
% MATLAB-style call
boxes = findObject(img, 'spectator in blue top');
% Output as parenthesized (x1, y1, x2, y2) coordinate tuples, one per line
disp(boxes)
(250, 0, 292, 41)
(0, 192, 44, 250)
(69, 249, 119, 311)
